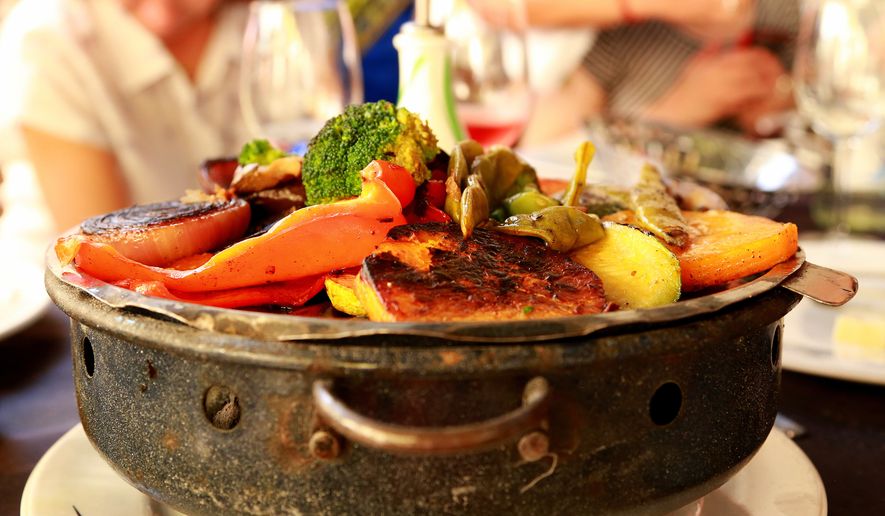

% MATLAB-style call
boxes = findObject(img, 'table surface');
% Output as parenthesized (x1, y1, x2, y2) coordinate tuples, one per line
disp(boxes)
(2, 306, 884, 516)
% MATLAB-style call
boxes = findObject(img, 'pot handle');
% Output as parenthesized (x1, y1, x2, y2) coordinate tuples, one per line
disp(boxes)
(780, 261, 858, 306)
(312, 377, 551, 456)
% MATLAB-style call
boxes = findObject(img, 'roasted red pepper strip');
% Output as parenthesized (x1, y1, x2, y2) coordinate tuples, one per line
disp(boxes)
(423, 180, 446, 208)
(56, 167, 409, 292)
(114, 275, 326, 309)
(405, 200, 452, 224)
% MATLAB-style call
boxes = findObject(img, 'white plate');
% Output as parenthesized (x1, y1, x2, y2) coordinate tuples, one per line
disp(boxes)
(0, 255, 50, 341)
(22, 425, 825, 516)
(783, 238, 885, 385)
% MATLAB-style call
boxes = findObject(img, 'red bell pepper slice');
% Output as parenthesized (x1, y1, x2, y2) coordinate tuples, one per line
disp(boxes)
(114, 275, 326, 309)
(404, 200, 452, 224)
(56, 164, 410, 292)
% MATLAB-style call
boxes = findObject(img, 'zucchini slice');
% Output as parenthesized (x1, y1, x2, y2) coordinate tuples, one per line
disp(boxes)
(571, 222, 681, 309)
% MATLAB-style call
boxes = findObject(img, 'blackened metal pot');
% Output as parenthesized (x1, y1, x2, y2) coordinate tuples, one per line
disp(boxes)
(45, 251, 855, 515)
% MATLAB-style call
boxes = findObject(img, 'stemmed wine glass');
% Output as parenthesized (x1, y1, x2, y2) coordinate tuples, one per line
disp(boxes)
(793, 0, 885, 237)
(239, 0, 363, 154)
(438, 0, 532, 147)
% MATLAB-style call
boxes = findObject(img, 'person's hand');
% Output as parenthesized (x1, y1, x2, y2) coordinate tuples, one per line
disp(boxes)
(735, 75, 795, 137)
(641, 47, 783, 129)
(634, 0, 755, 43)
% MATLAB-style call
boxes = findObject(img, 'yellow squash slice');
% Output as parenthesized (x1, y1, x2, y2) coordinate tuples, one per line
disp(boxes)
(571, 222, 681, 309)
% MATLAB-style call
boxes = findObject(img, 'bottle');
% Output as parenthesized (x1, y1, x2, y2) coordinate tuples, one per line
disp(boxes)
(393, 0, 466, 153)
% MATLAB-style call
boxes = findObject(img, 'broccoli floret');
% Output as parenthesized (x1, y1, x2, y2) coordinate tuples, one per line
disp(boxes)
(302, 101, 439, 205)
(238, 139, 288, 166)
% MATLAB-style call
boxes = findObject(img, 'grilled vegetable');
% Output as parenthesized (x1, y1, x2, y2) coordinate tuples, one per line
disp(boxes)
(575, 185, 631, 217)
(476, 147, 531, 203)
(545, 176, 726, 215)
(238, 139, 288, 166)
(460, 175, 490, 238)
(78, 199, 250, 267)
(631, 164, 690, 247)
(495, 206, 605, 253)
(676, 210, 799, 291)
(444, 141, 545, 237)
(199, 157, 238, 192)
(571, 223, 681, 309)
(324, 272, 366, 316)
(302, 101, 439, 205)
(56, 163, 410, 292)
(562, 141, 595, 207)
(231, 156, 302, 194)
(444, 148, 474, 229)
(116, 275, 326, 309)
(604, 209, 799, 291)
(355, 223, 606, 322)
(665, 179, 728, 211)
(503, 189, 559, 216)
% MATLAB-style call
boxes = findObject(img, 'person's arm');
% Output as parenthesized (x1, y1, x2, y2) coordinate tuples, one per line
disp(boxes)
(520, 67, 606, 147)
(21, 126, 130, 231)
(524, 0, 629, 27)
(641, 47, 783, 129)
(473, 0, 754, 37)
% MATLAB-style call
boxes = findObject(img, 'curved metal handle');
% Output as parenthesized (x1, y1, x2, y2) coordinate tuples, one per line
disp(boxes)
(312, 377, 551, 456)
(780, 261, 858, 306)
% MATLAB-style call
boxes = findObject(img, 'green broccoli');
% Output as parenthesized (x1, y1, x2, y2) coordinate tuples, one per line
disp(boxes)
(302, 100, 439, 205)
(238, 139, 288, 166)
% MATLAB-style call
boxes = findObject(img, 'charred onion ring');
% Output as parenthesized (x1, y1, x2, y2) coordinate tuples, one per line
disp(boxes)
(80, 200, 251, 267)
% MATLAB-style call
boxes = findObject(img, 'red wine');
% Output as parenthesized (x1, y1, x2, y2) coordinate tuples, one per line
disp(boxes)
(458, 105, 528, 147)
(464, 120, 527, 147)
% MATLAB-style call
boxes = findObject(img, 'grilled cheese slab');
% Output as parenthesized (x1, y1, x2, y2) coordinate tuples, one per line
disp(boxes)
(356, 223, 606, 322)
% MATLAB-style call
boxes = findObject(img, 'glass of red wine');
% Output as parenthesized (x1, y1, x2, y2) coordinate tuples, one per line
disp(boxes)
(441, 0, 531, 147)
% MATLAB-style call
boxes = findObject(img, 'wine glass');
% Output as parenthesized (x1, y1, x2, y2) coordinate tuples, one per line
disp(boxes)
(793, 0, 885, 237)
(438, 0, 532, 147)
(239, 0, 363, 154)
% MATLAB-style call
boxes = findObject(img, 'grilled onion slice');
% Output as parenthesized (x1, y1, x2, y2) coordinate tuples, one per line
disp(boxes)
(79, 199, 250, 266)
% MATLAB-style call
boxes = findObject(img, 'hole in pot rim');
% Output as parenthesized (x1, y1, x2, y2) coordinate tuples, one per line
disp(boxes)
(203, 385, 241, 430)
(82, 337, 95, 378)
(771, 324, 783, 371)
(649, 382, 682, 426)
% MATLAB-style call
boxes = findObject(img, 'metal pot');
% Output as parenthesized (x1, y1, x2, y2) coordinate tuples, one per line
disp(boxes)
(45, 251, 855, 515)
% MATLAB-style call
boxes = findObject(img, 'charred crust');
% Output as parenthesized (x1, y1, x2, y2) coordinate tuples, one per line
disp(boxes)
(363, 223, 606, 320)
(81, 199, 246, 234)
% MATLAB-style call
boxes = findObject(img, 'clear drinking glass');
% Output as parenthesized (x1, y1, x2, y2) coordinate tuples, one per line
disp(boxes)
(793, 0, 885, 235)
(439, 0, 531, 147)
(240, 0, 363, 153)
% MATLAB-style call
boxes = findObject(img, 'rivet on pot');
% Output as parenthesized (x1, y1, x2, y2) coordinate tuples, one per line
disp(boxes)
(203, 385, 241, 430)
(517, 431, 549, 462)
(522, 377, 550, 406)
(309, 430, 341, 460)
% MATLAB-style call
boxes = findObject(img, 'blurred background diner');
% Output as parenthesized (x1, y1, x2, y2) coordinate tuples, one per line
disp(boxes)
(0, 0, 884, 514)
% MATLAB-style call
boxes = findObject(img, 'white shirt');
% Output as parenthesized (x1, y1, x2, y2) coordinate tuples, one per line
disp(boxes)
(0, 0, 251, 204)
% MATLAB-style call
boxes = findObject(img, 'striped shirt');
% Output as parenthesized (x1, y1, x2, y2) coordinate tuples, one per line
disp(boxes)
(583, 0, 799, 118)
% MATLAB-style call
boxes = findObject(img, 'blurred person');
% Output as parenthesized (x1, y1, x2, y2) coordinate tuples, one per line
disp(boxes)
(0, 0, 252, 231)
(507, 0, 799, 144)
(0, 0, 418, 231)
